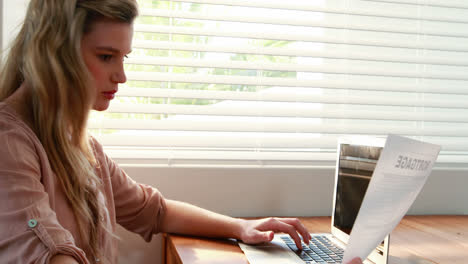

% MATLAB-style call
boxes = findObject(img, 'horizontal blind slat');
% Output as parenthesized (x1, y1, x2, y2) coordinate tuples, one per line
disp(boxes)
(134, 25, 468, 52)
(94, 133, 467, 151)
(96, 134, 337, 148)
(126, 56, 468, 80)
(103, 148, 468, 164)
(106, 103, 468, 122)
(166, 0, 468, 23)
(140, 9, 468, 38)
(365, 0, 468, 9)
(117, 88, 468, 109)
(104, 148, 337, 161)
(105, 148, 466, 169)
(125, 72, 468, 94)
(132, 40, 468, 66)
(88, 119, 468, 137)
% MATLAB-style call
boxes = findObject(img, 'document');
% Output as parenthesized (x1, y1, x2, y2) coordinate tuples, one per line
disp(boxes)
(342, 135, 441, 263)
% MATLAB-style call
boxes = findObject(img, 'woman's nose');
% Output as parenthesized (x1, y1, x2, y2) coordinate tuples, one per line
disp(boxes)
(111, 64, 127, 83)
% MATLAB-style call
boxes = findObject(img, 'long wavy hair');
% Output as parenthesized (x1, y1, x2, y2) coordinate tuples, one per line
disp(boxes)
(0, 0, 137, 262)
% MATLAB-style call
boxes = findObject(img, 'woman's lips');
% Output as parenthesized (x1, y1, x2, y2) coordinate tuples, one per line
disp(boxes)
(102, 90, 117, 100)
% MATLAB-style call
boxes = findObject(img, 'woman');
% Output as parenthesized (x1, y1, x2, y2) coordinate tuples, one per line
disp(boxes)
(0, 0, 362, 263)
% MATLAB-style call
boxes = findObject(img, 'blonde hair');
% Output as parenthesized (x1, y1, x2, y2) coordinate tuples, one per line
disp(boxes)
(0, 0, 137, 262)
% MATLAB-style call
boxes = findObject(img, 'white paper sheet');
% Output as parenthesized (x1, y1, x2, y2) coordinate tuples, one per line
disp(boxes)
(342, 135, 441, 263)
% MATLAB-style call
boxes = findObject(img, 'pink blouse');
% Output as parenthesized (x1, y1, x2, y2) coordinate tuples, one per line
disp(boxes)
(0, 102, 167, 264)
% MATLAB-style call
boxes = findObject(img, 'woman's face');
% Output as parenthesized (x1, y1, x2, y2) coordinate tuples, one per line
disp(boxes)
(81, 18, 133, 111)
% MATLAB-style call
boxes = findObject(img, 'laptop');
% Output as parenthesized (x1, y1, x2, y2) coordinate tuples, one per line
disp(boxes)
(240, 136, 390, 264)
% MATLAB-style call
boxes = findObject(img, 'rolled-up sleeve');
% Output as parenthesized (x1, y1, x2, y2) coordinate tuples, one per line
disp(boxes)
(0, 122, 89, 263)
(94, 140, 166, 242)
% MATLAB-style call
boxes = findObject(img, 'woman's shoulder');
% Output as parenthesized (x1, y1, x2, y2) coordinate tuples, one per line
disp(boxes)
(0, 102, 42, 171)
(0, 102, 37, 142)
(0, 102, 34, 138)
(0, 102, 18, 122)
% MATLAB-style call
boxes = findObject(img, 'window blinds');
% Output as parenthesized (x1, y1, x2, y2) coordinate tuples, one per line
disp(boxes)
(89, 0, 468, 169)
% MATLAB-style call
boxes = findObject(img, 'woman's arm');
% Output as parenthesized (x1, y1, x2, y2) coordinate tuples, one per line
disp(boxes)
(160, 200, 363, 264)
(50, 255, 79, 264)
(0, 120, 89, 263)
(160, 199, 311, 249)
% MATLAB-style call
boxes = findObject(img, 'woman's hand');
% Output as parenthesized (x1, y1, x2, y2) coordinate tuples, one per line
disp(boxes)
(346, 257, 363, 264)
(236, 217, 363, 264)
(237, 217, 311, 250)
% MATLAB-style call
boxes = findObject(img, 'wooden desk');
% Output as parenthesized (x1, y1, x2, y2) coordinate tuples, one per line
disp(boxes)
(163, 215, 468, 264)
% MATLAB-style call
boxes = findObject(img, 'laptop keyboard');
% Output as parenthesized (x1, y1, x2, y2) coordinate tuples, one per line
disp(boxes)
(280, 235, 344, 264)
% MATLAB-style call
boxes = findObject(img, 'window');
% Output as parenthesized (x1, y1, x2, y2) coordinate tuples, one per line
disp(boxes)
(89, 0, 468, 169)
(1, 0, 30, 52)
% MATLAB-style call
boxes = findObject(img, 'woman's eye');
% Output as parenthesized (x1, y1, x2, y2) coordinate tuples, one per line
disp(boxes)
(99, 54, 112, 61)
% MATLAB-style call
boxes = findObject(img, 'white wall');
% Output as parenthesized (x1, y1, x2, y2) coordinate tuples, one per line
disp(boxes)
(0, 0, 3, 50)
(121, 167, 468, 217)
(1, 0, 28, 51)
(116, 166, 468, 264)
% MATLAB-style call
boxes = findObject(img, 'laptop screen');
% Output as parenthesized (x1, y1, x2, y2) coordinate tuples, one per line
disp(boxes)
(333, 143, 382, 235)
